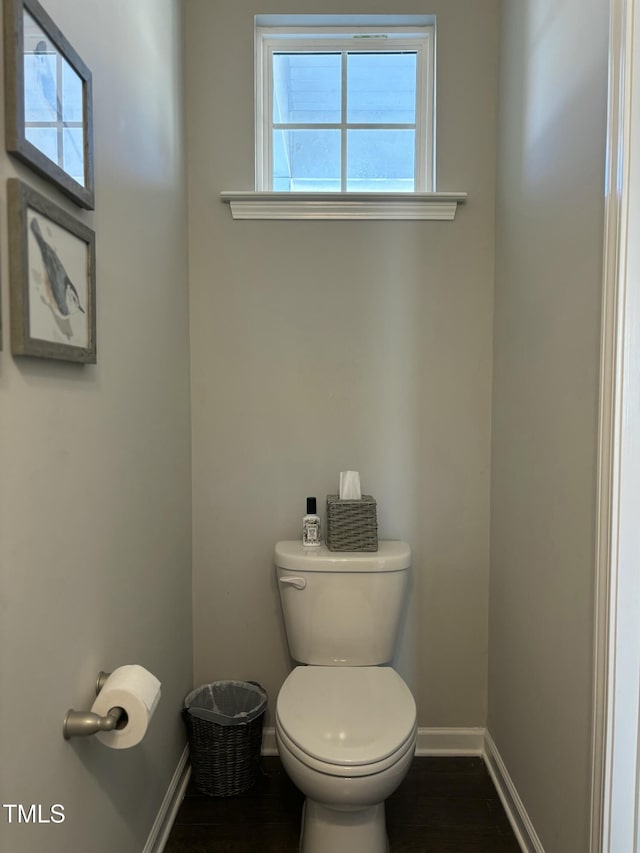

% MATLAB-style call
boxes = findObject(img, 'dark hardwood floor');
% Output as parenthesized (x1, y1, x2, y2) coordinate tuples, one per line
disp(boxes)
(165, 756, 521, 852)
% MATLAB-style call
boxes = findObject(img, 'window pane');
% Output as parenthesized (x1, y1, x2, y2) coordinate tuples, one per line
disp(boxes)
(347, 53, 417, 124)
(347, 129, 415, 191)
(25, 126, 58, 163)
(23, 10, 58, 123)
(273, 53, 341, 124)
(62, 58, 83, 123)
(24, 51, 58, 123)
(63, 127, 85, 185)
(273, 129, 341, 191)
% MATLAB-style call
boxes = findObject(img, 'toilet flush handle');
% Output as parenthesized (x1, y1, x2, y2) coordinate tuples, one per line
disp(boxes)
(279, 576, 306, 590)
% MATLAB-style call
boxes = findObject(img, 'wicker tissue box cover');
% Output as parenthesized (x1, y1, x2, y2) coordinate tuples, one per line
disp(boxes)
(326, 494, 378, 552)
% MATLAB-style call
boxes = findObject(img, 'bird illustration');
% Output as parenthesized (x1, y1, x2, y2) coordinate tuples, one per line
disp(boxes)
(30, 217, 85, 318)
(34, 40, 61, 118)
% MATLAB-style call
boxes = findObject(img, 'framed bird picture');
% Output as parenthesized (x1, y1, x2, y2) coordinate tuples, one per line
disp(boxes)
(7, 178, 96, 363)
(3, 0, 94, 209)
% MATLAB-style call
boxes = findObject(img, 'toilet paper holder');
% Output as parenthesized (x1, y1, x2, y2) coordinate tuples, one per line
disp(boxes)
(63, 671, 126, 740)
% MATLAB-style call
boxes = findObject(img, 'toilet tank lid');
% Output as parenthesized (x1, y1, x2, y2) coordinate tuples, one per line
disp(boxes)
(274, 541, 411, 572)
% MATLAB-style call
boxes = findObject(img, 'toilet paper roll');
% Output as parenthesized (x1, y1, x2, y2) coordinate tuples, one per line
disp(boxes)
(92, 665, 161, 749)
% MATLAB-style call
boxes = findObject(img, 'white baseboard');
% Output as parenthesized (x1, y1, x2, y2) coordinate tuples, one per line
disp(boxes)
(144, 743, 191, 853)
(261, 726, 485, 757)
(484, 731, 544, 853)
(415, 726, 485, 755)
(262, 726, 279, 755)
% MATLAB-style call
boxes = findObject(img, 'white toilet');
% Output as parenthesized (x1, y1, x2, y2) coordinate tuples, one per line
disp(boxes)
(274, 540, 416, 853)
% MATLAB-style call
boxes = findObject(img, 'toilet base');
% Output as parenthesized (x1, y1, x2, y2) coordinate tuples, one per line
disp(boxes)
(299, 799, 389, 853)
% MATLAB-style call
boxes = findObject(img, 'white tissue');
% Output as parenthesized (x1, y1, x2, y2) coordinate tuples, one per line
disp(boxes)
(92, 665, 161, 749)
(339, 471, 362, 500)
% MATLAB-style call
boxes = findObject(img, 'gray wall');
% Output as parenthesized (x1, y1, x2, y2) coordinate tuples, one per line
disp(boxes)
(0, 2, 192, 851)
(488, 1, 608, 850)
(185, 0, 499, 728)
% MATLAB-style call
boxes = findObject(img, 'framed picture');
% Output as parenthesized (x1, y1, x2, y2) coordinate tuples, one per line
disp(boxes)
(8, 178, 96, 363)
(4, 0, 94, 209)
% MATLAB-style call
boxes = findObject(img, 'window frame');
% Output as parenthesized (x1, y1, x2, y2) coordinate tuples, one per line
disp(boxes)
(255, 25, 435, 193)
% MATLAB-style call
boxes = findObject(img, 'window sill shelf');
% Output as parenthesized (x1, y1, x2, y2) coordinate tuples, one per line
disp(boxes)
(220, 191, 467, 221)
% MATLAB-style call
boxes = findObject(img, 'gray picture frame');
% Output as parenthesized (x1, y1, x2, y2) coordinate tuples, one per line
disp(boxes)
(8, 178, 96, 363)
(3, 0, 95, 209)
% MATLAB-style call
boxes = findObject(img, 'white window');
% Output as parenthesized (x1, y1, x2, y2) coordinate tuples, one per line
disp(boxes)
(255, 18, 435, 193)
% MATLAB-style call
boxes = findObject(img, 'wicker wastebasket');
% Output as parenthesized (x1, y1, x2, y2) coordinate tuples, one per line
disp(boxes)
(183, 680, 268, 796)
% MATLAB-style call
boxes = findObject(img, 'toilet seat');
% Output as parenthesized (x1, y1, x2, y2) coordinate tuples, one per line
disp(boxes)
(276, 718, 416, 779)
(276, 666, 416, 778)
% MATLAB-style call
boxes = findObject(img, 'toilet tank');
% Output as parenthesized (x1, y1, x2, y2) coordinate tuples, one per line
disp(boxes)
(274, 540, 410, 666)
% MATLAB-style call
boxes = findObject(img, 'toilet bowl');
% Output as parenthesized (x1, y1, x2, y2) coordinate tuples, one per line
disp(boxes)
(276, 665, 417, 853)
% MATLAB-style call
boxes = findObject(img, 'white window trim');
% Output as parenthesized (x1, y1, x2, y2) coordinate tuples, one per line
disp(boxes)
(255, 25, 435, 193)
(220, 190, 466, 220)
